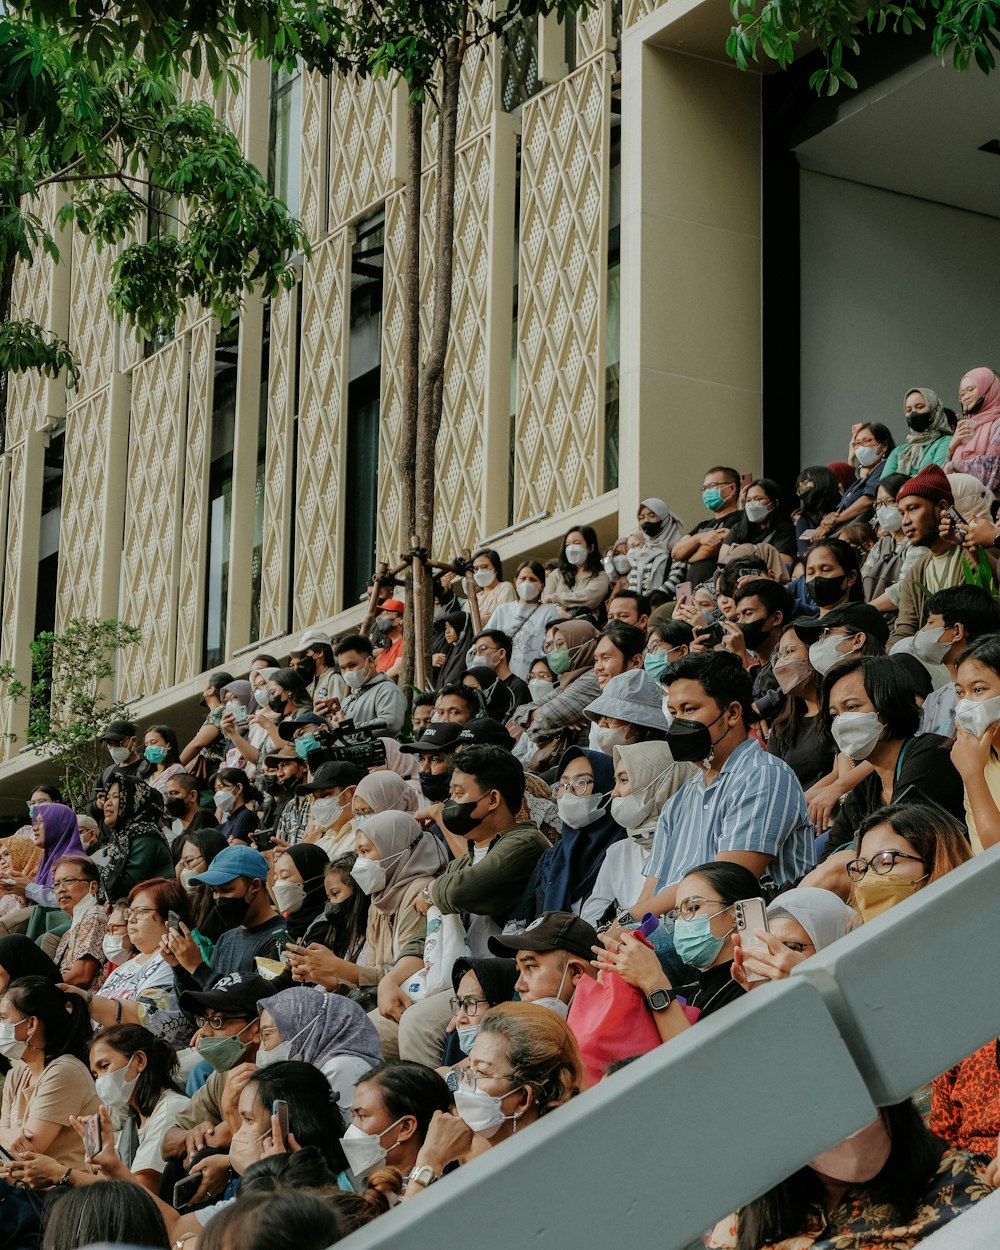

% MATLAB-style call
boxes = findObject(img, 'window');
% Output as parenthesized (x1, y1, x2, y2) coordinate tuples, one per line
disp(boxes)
(604, 80, 621, 493)
(268, 63, 302, 222)
(248, 309, 270, 645)
(33, 427, 64, 719)
(203, 321, 239, 669)
(143, 186, 178, 358)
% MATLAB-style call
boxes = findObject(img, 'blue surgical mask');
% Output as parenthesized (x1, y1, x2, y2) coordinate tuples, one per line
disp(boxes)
(295, 733, 319, 760)
(702, 487, 725, 512)
(672, 911, 732, 971)
(643, 650, 671, 681)
(144, 745, 168, 765)
(457, 1025, 480, 1055)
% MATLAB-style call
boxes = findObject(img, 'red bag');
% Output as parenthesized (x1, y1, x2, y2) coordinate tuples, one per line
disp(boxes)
(567, 963, 664, 1086)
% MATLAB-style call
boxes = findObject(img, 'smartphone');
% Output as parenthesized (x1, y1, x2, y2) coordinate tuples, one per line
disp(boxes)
(272, 1099, 289, 1143)
(173, 1173, 202, 1208)
(0, 1141, 15, 1164)
(737, 566, 762, 581)
(83, 1112, 102, 1159)
(674, 581, 694, 605)
(235, 704, 248, 724)
(734, 897, 770, 985)
(327, 697, 341, 717)
(947, 506, 968, 541)
(698, 621, 725, 648)
(252, 830, 276, 853)
(167, 910, 183, 933)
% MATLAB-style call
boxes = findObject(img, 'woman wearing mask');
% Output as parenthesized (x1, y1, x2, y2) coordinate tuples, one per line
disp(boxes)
(724, 479, 796, 560)
(256, 986, 382, 1108)
(766, 623, 833, 790)
(212, 767, 261, 845)
(793, 465, 842, 554)
(803, 538, 863, 615)
(223, 670, 279, 773)
(217, 680, 257, 771)
(0, 832, 41, 920)
(730, 885, 857, 991)
(102, 902, 133, 973)
(526, 656, 557, 704)
(0, 976, 98, 1168)
(3, 1023, 188, 1195)
(141, 725, 184, 795)
(441, 956, 519, 1071)
(51, 857, 106, 990)
(707, 1100, 990, 1249)
(287, 812, 446, 996)
(0, 804, 86, 933)
(101, 775, 174, 902)
(949, 633, 1000, 852)
(637, 497, 684, 553)
(341, 1059, 452, 1185)
(603, 537, 633, 599)
(67, 878, 190, 1044)
(861, 471, 916, 610)
(486, 561, 555, 680)
(583, 669, 670, 753)
(468, 548, 514, 627)
(643, 620, 693, 689)
(883, 387, 954, 476)
(287, 856, 371, 987)
(271, 845, 329, 942)
(179, 670, 236, 779)
(581, 742, 699, 928)
(814, 422, 895, 538)
(947, 365, 1000, 490)
(174, 828, 228, 942)
(353, 770, 421, 820)
(254, 668, 313, 756)
(516, 748, 624, 920)
(542, 526, 610, 614)
(516, 620, 601, 767)
(819, 656, 964, 861)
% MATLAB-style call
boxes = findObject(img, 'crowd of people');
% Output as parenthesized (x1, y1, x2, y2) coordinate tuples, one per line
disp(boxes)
(3, 371, 1000, 1249)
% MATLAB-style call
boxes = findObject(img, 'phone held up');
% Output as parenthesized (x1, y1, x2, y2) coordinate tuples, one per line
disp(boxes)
(734, 897, 770, 985)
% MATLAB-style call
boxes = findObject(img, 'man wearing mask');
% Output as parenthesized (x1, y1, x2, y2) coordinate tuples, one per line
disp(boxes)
(334, 634, 407, 736)
(401, 722, 463, 804)
(163, 846, 286, 990)
(469, 629, 531, 717)
(98, 720, 143, 786)
(489, 912, 599, 1018)
(373, 598, 405, 679)
(670, 465, 744, 585)
(635, 651, 815, 921)
(721, 579, 794, 720)
(163, 772, 218, 842)
(262, 746, 311, 845)
(296, 760, 365, 859)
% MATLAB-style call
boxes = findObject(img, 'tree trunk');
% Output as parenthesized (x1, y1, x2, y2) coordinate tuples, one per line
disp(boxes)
(413, 38, 461, 684)
(398, 97, 422, 704)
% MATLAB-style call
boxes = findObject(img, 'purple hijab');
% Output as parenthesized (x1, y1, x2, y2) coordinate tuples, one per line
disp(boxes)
(261, 986, 382, 1066)
(33, 803, 86, 889)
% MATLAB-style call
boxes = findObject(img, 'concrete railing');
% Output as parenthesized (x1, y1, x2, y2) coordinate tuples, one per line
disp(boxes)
(339, 847, 1000, 1249)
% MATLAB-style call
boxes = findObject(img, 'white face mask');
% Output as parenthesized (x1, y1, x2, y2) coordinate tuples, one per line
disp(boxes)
(311, 795, 344, 829)
(95, 1056, 139, 1112)
(253, 688, 270, 708)
(532, 960, 572, 1020)
(516, 580, 541, 602)
(528, 678, 555, 705)
(602, 558, 616, 579)
(831, 711, 885, 761)
(272, 879, 306, 915)
(955, 695, 1000, 738)
(215, 789, 236, 815)
(255, 1013, 317, 1069)
(179, 868, 199, 890)
(454, 1085, 524, 1138)
(473, 569, 496, 588)
(109, 745, 131, 764)
(564, 544, 588, 566)
(912, 625, 952, 666)
(342, 666, 369, 691)
(661, 696, 673, 727)
(0, 1018, 28, 1063)
(593, 725, 628, 755)
(557, 791, 606, 829)
(854, 444, 882, 467)
(102, 935, 130, 964)
(610, 792, 653, 834)
(340, 1116, 406, 1177)
(875, 504, 903, 534)
(744, 500, 770, 524)
(613, 554, 631, 575)
(350, 856, 385, 896)
(808, 634, 851, 676)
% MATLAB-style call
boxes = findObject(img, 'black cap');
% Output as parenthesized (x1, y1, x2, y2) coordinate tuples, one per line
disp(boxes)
(489, 912, 598, 961)
(792, 603, 890, 647)
(99, 719, 137, 743)
(296, 760, 367, 795)
(277, 712, 330, 741)
(178, 971, 280, 1019)
(400, 722, 464, 754)
(456, 718, 514, 751)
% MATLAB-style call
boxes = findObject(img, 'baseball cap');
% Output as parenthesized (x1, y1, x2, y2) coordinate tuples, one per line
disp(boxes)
(489, 912, 598, 961)
(277, 711, 330, 741)
(400, 722, 464, 755)
(190, 844, 270, 886)
(382, 599, 405, 613)
(296, 760, 367, 795)
(99, 719, 137, 743)
(290, 629, 333, 656)
(178, 971, 280, 1019)
(455, 718, 515, 750)
(792, 604, 889, 647)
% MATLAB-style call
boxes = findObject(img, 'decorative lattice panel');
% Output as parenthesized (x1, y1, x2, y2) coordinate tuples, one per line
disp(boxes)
(69, 232, 117, 400)
(299, 70, 327, 242)
(515, 58, 610, 519)
(174, 318, 214, 682)
(293, 230, 349, 628)
(56, 388, 114, 627)
(5, 358, 46, 450)
(328, 75, 396, 229)
(577, 0, 615, 64)
(119, 335, 190, 699)
(259, 284, 297, 638)
(0, 438, 36, 756)
(624, 0, 666, 24)
(224, 50, 253, 157)
(376, 190, 407, 565)
(422, 48, 498, 174)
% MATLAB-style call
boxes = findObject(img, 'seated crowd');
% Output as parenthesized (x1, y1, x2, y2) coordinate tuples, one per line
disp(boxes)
(5, 372, 1000, 1250)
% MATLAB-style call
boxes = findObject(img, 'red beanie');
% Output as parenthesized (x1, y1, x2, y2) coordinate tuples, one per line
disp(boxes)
(896, 464, 954, 506)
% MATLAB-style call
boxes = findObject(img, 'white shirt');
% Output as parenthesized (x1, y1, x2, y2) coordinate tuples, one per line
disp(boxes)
(580, 837, 652, 927)
(130, 1089, 190, 1174)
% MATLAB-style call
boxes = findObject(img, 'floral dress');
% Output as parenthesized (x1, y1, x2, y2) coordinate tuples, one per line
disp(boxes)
(705, 1150, 992, 1248)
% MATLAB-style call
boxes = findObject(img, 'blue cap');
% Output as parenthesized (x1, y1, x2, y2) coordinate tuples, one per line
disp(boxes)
(190, 844, 269, 886)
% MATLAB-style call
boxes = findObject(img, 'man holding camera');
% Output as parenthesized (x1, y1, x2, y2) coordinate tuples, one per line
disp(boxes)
(334, 633, 407, 736)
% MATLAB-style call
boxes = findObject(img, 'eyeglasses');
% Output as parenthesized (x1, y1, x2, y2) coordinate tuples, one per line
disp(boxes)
(553, 777, 594, 798)
(53, 877, 92, 888)
(195, 1014, 246, 1031)
(449, 1066, 517, 1093)
(846, 850, 925, 882)
(123, 906, 159, 921)
(449, 995, 490, 1018)
(667, 896, 728, 922)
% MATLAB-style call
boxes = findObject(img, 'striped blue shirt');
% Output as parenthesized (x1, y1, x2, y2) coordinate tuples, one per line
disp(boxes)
(644, 738, 816, 891)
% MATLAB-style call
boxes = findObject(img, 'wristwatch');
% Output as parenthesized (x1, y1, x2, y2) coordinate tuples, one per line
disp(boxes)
(410, 1164, 437, 1188)
(646, 987, 674, 1012)
(421, 885, 433, 906)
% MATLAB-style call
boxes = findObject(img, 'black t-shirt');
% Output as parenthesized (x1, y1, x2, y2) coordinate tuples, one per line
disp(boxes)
(726, 514, 797, 558)
(825, 733, 964, 857)
(768, 712, 833, 791)
(685, 511, 745, 586)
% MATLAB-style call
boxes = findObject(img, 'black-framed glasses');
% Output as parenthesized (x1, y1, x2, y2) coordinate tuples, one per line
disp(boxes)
(195, 1013, 245, 1031)
(846, 850, 925, 882)
(449, 995, 490, 1018)
(553, 777, 594, 798)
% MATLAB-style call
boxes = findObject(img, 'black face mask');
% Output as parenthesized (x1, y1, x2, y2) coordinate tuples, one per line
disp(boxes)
(268, 695, 286, 714)
(420, 772, 452, 803)
(164, 796, 188, 819)
(324, 899, 347, 922)
(296, 657, 316, 683)
(906, 410, 933, 433)
(665, 709, 727, 763)
(214, 886, 254, 930)
(640, 519, 663, 537)
(966, 396, 985, 416)
(807, 575, 847, 608)
(739, 618, 771, 652)
(257, 774, 282, 795)
(441, 797, 485, 838)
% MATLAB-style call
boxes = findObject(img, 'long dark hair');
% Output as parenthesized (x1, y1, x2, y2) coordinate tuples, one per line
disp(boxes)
(42, 1179, 169, 1250)
(5, 976, 91, 1065)
(321, 855, 370, 958)
(795, 466, 841, 522)
(821, 655, 920, 744)
(269, 667, 312, 711)
(173, 827, 227, 934)
(556, 525, 603, 586)
(144, 723, 181, 766)
(90, 1023, 183, 1118)
(737, 1102, 944, 1250)
(247, 1061, 347, 1174)
(806, 538, 863, 603)
(768, 623, 817, 750)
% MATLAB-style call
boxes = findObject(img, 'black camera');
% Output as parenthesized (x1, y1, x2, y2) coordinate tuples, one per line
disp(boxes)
(311, 719, 388, 770)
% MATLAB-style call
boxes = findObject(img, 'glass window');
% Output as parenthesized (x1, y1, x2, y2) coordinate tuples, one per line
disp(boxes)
(268, 63, 302, 222)
(203, 321, 239, 669)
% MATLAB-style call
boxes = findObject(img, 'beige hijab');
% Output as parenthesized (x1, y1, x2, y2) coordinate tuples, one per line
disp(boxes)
(355, 771, 420, 814)
(362, 811, 448, 914)
(613, 742, 700, 837)
(554, 619, 599, 688)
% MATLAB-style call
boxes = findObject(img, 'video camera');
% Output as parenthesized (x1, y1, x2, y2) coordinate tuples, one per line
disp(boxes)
(309, 718, 388, 771)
